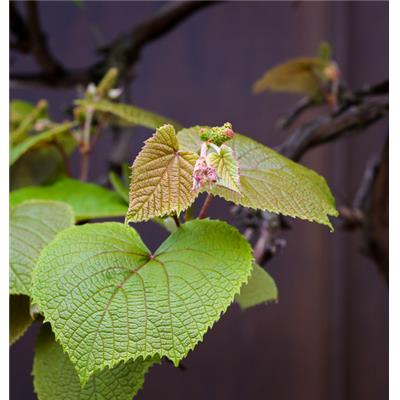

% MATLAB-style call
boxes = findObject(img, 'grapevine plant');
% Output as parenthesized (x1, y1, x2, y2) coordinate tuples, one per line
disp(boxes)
(9, 68, 338, 399)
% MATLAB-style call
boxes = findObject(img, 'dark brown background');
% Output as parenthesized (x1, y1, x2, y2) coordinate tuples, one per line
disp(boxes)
(10, 1, 388, 400)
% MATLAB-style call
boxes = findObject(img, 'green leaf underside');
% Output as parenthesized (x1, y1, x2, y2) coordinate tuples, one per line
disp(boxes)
(235, 264, 278, 309)
(253, 57, 324, 96)
(10, 178, 128, 221)
(126, 125, 199, 223)
(33, 325, 157, 400)
(32, 219, 253, 384)
(177, 127, 338, 229)
(207, 145, 241, 193)
(10, 295, 34, 345)
(76, 99, 183, 131)
(10, 201, 74, 296)
(10, 122, 76, 166)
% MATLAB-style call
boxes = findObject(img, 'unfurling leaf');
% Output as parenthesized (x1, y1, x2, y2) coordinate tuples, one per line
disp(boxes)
(126, 124, 199, 223)
(10, 201, 74, 296)
(252, 57, 325, 96)
(207, 144, 241, 193)
(10, 121, 76, 166)
(235, 264, 278, 309)
(33, 325, 157, 400)
(10, 295, 33, 345)
(177, 127, 338, 229)
(76, 99, 182, 131)
(32, 220, 253, 383)
(10, 178, 128, 221)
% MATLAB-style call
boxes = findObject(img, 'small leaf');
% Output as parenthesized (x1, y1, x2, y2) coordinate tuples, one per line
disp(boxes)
(10, 200, 74, 296)
(76, 99, 182, 130)
(252, 58, 324, 96)
(10, 178, 128, 221)
(126, 124, 199, 223)
(235, 264, 278, 309)
(33, 324, 157, 400)
(207, 144, 241, 193)
(32, 219, 253, 383)
(10, 295, 33, 345)
(177, 127, 338, 229)
(10, 122, 76, 166)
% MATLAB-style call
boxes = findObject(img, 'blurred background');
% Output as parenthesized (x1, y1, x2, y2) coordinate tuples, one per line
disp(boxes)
(10, 1, 388, 400)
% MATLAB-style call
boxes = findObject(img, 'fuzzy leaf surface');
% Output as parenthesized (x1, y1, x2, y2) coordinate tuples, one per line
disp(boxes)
(235, 264, 278, 309)
(207, 144, 241, 193)
(33, 325, 157, 400)
(126, 124, 199, 222)
(177, 127, 338, 229)
(10, 122, 76, 166)
(32, 219, 253, 383)
(76, 99, 182, 130)
(10, 178, 127, 221)
(10, 200, 74, 296)
(10, 295, 33, 345)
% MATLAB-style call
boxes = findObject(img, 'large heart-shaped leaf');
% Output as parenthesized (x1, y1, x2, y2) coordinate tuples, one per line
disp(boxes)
(126, 124, 199, 223)
(32, 219, 253, 383)
(10, 200, 74, 296)
(10, 178, 128, 221)
(177, 127, 338, 229)
(235, 264, 278, 310)
(33, 325, 157, 400)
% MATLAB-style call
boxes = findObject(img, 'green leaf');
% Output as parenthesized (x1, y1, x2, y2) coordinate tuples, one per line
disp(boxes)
(10, 122, 76, 166)
(177, 127, 338, 229)
(10, 200, 74, 296)
(235, 264, 278, 310)
(10, 295, 33, 345)
(33, 324, 157, 400)
(10, 100, 36, 130)
(32, 219, 253, 383)
(207, 144, 241, 193)
(252, 57, 324, 96)
(10, 99, 48, 145)
(109, 171, 129, 203)
(76, 99, 183, 131)
(10, 178, 128, 221)
(126, 124, 199, 223)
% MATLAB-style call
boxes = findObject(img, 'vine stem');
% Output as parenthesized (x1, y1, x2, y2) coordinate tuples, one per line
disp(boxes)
(172, 213, 181, 228)
(79, 107, 94, 181)
(198, 194, 214, 219)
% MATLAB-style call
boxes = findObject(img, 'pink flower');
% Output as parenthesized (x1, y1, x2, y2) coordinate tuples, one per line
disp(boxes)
(192, 156, 217, 191)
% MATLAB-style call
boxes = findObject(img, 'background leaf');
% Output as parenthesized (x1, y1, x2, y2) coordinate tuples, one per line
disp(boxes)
(32, 219, 253, 383)
(33, 324, 157, 400)
(126, 124, 199, 223)
(10, 178, 128, 221)
(9, 295, 34, 345)
(235, 264, 278, 309)
(252, 57, 324, 96)
(10, 200, 74, 296)
(76, 99, 183, 130)
(177, 127, 338, 229)
(10, 122, 76, 166)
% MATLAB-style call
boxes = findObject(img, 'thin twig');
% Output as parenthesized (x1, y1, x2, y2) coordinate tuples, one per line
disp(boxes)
(198, 194, 214, 219)
(172, 213, 181, 228)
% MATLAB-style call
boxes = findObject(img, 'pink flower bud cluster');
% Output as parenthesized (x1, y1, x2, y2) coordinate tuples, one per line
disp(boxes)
(192, 156, 217, 191)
